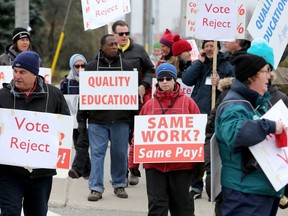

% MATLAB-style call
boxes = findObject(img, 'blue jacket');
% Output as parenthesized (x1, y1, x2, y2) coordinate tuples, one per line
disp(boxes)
(215, 79, 283, 197)
(60, 76, 79, 94)
(182, 53, 234, 114)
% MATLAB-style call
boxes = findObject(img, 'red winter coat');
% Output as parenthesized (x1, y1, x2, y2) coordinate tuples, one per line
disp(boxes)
(129, 82, 200, 172)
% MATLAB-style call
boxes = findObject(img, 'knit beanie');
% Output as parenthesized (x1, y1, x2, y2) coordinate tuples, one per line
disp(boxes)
(153, 42, 161, 49)
(172, 35, 192, 56)
(12, 51, 40, 76)
(12, 27, 30, 44)
(69, 54, 87, 77)
(156, 63, 177, 81)
(159, 29, 174, 49)
(202, 40, 221, 50)
(247, 38, 274, 70)
(233, 53, 267, 82)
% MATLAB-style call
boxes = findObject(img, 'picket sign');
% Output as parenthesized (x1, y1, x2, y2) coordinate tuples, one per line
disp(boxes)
(249, 100, 288, 191)
(0, 66, 51, 87)
(0, 108, 73, 170)
(133, 114, 207, 163)
(79, 70, 138, 110)
(247, 0, 288, 69)
(81, 0, 131, 30)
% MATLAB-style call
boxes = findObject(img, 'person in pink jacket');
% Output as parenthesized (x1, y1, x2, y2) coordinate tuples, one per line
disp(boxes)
(129, 63, 200, 216)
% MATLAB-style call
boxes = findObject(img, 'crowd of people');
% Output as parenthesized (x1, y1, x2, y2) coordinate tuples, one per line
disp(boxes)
(1, 21, 288, 216)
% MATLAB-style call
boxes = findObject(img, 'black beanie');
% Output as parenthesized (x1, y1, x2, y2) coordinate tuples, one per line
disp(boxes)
(233, 54, 267, 82)
(12, 27, 30, 44)
(202, 40, 221, 50)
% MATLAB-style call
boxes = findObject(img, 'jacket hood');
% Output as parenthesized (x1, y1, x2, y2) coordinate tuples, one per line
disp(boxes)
(218, 77, 233, 92)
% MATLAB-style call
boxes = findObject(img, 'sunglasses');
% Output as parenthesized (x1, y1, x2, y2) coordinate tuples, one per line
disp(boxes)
(117, 32, 130, 36)
(157, 77, 173, 82)
(74, 64, 85, 69)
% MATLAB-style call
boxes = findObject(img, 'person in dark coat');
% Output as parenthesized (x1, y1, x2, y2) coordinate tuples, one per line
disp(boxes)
(60, 54, 91, 179)
(0, 27, 41, 66)
(77, 34, 133, 201)
(112, 20, 155, 185)
(0, 51, 70, 215)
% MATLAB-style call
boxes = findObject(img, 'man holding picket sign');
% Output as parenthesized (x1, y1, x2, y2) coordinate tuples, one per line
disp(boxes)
(0, 51, 70, 215)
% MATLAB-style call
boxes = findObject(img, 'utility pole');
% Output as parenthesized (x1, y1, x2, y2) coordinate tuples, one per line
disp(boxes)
(180, 0, 187, 37)
(143, 0, 153, 53)
(15, 0, 29, 29)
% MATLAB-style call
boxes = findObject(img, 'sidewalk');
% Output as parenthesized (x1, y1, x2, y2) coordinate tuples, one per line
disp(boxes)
(48, 148, 288, 215)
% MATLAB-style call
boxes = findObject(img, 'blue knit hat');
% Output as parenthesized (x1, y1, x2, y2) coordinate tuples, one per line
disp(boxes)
(12, 51, 40, 75)
(156, 63, 177, 80)
(247, 38, 274, 70)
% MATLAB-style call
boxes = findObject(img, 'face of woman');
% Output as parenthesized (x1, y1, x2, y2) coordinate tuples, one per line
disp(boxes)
(157, 77, 175, 91)
(16, 38, 30, 52)
(73, 60, 86, 75)
(179, 51, 192, 61)
(248, 64, 271, 96)
(160, 44, 171, 56)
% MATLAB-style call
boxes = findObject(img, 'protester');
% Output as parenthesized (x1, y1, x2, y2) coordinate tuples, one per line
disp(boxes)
(60, 54, 91, 179)
(129, 63, 200, 216)
(77, 34, 133, 201)
(215, 53, 285, 216)
(150, 42, 162, 67)
(204, 39, 251, 213)
(112, 20, 154, 185)
(223, 39, 251, 62)
(172, 34, 192, 78)
(182, 40, 234, 199)
(0, 27, 32, 65)
(156, 28, 178, 68)
(0, 50, 70, 215)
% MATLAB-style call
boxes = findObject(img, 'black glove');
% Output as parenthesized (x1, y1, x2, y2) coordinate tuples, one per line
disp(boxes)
(78, 122, 87, 134)
(129, 168, 141, 177)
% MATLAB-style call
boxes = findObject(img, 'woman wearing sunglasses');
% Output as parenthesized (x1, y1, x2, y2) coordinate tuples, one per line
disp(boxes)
(60, 53, 91, 180)
(129, 63, 200, 216)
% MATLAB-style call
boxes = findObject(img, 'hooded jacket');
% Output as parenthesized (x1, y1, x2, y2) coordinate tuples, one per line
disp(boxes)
(215, 79, 283, 197)
(128, 82, 200, 172)
(0, 45, 19, 65)
(0, 76, 70, 179)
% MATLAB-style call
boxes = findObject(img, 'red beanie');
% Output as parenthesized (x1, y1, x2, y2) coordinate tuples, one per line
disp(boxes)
(172, 35, 192, 56)
(159, 29, 174, 49)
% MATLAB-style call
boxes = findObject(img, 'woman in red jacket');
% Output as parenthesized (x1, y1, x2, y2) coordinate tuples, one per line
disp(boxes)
(129, 63, 200, 216)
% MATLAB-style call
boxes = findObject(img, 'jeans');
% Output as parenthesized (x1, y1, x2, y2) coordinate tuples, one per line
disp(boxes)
(0, 175, 52, 216)
(88, 122, 129, 193)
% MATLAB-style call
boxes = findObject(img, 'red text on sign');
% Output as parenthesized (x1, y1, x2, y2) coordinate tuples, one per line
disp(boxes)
(15, 117, 49, 133)
(10, 137, 50, 153)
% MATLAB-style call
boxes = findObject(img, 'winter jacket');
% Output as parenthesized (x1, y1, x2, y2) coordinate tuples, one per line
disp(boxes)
(215, 78, 283, 197)
(60, 75, 79, 94)
(0, 45, 20, 65)
(119, 38, 154, 89)
(0, 76, 70, 179)
(129, 82, 200, 172)
(182, 52, 234, 114)
(77, 50, 133, 125)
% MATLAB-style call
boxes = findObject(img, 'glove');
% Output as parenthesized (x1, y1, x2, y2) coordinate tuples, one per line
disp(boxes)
(78, 122, 87, 134)
(129, 168, 141, 177)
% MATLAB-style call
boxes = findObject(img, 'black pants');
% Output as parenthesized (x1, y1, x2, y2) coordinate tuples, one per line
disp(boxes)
(0, 175, 52, 216)
(71, 129, 91, 177)
(146, 169, 195, 216)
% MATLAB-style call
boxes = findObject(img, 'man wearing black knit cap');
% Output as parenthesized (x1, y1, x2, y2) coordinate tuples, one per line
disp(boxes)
(0, 27, 32, 65)
(0, 50, 70, 215)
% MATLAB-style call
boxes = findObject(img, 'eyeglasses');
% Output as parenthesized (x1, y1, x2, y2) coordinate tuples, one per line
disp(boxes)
(259, 69, 271, 75)
(106, 42, 118, 46)
(74, 64, 85, 69)
(157, 77, 173, 82)
(116, 32, 130, 36)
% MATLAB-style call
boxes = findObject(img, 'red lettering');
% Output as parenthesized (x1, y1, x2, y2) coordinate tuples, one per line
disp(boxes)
(14, 117, 50, 133)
